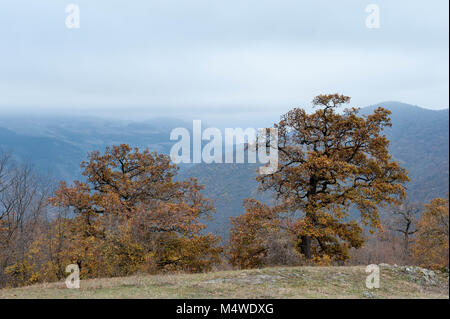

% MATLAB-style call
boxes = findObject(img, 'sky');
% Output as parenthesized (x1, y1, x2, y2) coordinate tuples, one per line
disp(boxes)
(0, 0, 448, 127)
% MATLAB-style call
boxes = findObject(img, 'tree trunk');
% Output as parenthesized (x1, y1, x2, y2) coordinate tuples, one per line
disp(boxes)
(404, 234, 409, 254)
(300, 235, 312, 259)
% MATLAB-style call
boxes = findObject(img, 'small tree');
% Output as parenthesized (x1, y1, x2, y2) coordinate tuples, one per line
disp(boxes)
(257, 94, 409, 262)
(413, 195, 449, 269)
(229, 199, 280, 269)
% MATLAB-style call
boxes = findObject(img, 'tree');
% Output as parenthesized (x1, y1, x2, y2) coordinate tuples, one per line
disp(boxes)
(413, 195, 449, 269)
(387, 201, 421, 254)
(229, 199, 280, 269)
(48, 144, 221, 277)
(256, 94, 409, 262)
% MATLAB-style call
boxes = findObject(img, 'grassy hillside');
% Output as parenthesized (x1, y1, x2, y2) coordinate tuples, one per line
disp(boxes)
(1, 265, 448, 299)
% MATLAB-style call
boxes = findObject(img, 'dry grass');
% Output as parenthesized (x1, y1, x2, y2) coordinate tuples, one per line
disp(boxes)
(0, 265, 448, 299)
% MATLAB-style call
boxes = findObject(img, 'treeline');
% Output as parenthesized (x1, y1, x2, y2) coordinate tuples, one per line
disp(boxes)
(1, 94, 448, 288)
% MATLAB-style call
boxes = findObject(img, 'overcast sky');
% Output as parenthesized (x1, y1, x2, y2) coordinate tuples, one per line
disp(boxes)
(0, 0, 448, 126)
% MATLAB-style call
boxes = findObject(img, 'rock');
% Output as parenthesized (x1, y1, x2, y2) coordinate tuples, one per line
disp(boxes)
(420, 268, 436, 285)
(397, 265, 438, 285)
(379, 263, 390, 267)
(362, 291, 377, 298)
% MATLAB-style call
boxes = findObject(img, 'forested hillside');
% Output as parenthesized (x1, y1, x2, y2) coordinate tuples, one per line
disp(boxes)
(0, 116, 188, 181)
(0, 102, 448, 236)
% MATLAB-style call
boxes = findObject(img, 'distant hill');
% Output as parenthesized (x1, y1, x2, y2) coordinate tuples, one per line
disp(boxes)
(0, 102, 448, 236)
(0, 115, 188, 180)
(178, 162, 265, 237)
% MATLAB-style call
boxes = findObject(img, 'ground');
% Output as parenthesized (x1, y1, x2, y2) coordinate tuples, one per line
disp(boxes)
(1, 265, 448, 299)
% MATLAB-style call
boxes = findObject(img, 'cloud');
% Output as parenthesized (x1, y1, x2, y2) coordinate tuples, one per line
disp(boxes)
(0, 0, 448, 122)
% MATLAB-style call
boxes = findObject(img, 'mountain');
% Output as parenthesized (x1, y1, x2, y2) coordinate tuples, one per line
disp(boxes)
(0, 102, 448, 237)
(178, 162, 266, 237)
(0, 126, 84, 181)
(0, 115, 189, 180)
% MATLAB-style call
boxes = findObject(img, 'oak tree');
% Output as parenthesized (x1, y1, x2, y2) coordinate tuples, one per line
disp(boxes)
(257, 94, 409, 262)
(49, 144, 221, 277)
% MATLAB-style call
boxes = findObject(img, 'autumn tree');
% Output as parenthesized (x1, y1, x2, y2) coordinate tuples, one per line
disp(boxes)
(48, 144, 221, 278)
(229, 199, 280, 269)
(254, 94, 409, 262)
(413, 195, 449, 269)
